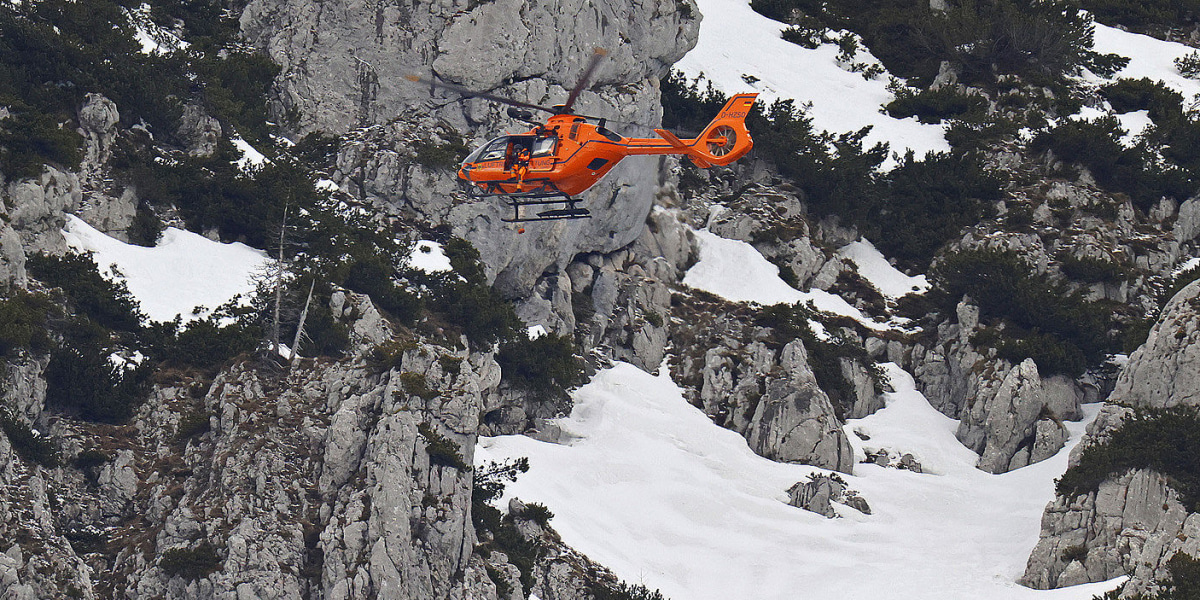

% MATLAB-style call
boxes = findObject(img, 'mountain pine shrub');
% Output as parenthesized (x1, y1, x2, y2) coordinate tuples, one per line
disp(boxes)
(0, 409, 58, 467)
(27, 252, 144, 333)
(1058, 406, 1200, 511)
(885, 86, 988, 124)
(159, 542, 223, 581)
(472, 458, 543, 593)
(933, 248, 1115, 376)
(0, 291, 54, 357)
(1100, 78, 1184, 120)
(496, 334, 585, 401)
(417, 423, 468, 471)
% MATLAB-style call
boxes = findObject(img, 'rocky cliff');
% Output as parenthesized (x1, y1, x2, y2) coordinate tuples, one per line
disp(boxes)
(1022, 279, 1200, 595)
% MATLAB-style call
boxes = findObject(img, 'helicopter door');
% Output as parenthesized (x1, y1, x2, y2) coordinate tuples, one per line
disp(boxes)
(529, 136, 556, 171)
(502, 136, 536, 173)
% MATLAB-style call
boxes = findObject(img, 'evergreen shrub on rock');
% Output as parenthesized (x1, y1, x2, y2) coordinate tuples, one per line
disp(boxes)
(1058, 406, 1200, 511)
(933, 248, 1114, 376)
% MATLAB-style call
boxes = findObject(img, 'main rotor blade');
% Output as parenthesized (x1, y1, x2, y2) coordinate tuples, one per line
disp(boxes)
(560, 47, 608, 115)
(406, 75, 558, 114)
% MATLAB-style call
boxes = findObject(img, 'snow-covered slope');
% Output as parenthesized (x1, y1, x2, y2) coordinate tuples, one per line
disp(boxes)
(477, 363, 1124, 600)
(837, 238, 929, 298)
(62, 215, 270, 323)
(1091, 23, 1200, 99)
(676, 0, 950, 164)
(682, 229, 902, 330)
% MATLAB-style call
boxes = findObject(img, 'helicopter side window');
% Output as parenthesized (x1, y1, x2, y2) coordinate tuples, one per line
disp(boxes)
(531, 137, 556, 157)
(476, 137, 510, 162)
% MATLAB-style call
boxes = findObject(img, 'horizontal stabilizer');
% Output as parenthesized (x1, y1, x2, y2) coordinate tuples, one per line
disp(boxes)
(655, 128, 688, 148)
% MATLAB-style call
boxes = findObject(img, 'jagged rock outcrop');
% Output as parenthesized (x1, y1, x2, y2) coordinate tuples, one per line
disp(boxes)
(2, 166, 80, 254)
(96, 298, 507, 599)
(668, 294, 856, 473)
(73, 94, 139, 241)
(956, 358, 1070, 474)
(910, 299, 1086, 473)
(1021, 467, 1197, 593)
(1106, 279, 1200, 409)
(787, 473, 871, 518)
(2, 355, 49, 425)
(239, 0, 699, 136)
(0, 434, 98, 599)
(1022, 279, 1200, 594)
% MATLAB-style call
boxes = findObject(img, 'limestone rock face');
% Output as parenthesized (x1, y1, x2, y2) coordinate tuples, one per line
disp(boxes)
(1108, 279, 1200, 409)
(668, 295, 856, 473)
(239, 0, 699, 136)
(2, 166, 80, 254)
(1021, 469, 1197, 594)
(911, 300, 1086, 474)
(0, 225, 26, 288)
(745, 340, 854, 471)
(76, 93, 120, 187)
(113, 341, 495, 600)
(957, 358, 1069, 474)
(0, 436, 98, 599)
(1022, 280, 1200, 594)
(2, 355, 48, 425)
(241, 0, 699, 296)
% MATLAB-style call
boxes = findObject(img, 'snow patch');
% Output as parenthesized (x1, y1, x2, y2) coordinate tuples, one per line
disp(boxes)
(1092, 24, 1200, 101)
(315, 179, 341, 193)
(527, 325, 547, 340)
(1115, 110, 1153, 146)
(125, 3, 189, 56)
(233, 137, 268, 170)
(1174, 257, 1200, 275)
(62, 215, 270, 323)
(836, 238, 929, 297)
(683, 229, 894, 330)
(477, 362, 1124, 600)
(409, 241, 452, 273)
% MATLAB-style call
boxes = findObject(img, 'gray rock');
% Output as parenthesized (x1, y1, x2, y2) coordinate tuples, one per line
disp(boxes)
(745, 340, 855, 472)
(786, 474, 870, 518)
(0, 225, 25, 289)
(76, 93, 120, 188)
(98, 450, 138, 517)
(1, 355, 48, 424)
(4, 166, 80, 253)
(1108, 279, 1200, 409)
(1021, 281, 1200, 592)
(1175, 196, 1200, 244)
(177, 104, 223, 157)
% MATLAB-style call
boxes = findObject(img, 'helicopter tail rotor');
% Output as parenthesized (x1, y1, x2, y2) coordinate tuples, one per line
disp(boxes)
(687, 93, 759, 167)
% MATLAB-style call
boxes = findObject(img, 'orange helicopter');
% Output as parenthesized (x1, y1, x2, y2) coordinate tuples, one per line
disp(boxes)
(409, 50, 757, 222)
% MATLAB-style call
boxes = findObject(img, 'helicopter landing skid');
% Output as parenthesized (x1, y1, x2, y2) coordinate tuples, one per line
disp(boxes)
(501, 195, 591, 223)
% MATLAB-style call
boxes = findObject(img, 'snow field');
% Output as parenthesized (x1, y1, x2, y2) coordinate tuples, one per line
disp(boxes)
(836, 238, 929, 298)
(62, 215, 270, 323)
(477, 362, 1125, 600)
(1091, 24, 1200, 102)
(682, 228, 909, 331)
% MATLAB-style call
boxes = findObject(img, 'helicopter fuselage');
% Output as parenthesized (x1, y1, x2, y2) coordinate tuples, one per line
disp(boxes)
(457, 93, 758, 199)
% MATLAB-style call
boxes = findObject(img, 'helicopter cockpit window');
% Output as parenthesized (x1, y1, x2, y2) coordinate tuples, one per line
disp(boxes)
(531, 137, 556, 157)
(476, 137, 510, 162)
